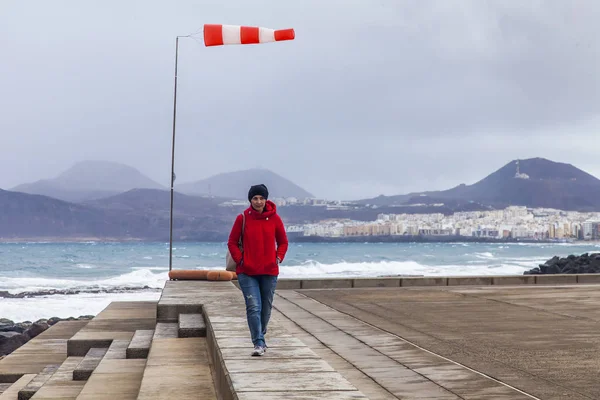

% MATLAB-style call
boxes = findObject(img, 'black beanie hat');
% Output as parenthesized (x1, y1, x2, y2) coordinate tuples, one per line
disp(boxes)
(248, 184, 269, 201)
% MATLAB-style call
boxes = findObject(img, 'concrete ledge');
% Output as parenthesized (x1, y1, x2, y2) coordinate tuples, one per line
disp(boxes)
(156, 304, 202, 323)
(73, 347, 108, 381)
(535, 274, 578, 285)
(275, 280, 302, 290)
(126, 330, 154, 359)
(492, 275, 536, 285)
(401, 277, 448, 287)
(576, 273, 600, 284)
(301, 279, 353, 289)
(352, 278, 400, 288)
(277, 274, 600, 289)
(448, 276, 493, 286)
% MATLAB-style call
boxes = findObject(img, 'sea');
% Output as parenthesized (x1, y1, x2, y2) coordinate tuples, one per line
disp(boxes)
(1, 241, 599, 322)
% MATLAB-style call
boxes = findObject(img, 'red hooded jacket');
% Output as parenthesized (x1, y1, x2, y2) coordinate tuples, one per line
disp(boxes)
(227, 200, 288, 276)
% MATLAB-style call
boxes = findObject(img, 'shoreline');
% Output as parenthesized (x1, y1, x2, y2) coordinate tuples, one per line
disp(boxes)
(1, 236, 599, 244)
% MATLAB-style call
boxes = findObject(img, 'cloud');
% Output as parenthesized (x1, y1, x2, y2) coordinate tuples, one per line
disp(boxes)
(0, 0, 598, 200)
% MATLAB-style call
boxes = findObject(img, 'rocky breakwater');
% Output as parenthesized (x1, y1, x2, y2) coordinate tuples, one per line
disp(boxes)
(0, 316, 94, 357)
(524, 253, 600, 275)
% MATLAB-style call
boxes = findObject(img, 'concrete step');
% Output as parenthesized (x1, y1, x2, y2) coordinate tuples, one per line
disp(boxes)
(104, 339, 130, 360)
(25, 356, 85, 400)
(178, 314, 206, 338)
(17, 364, 60, 400)
(153, 323, 178, 339)
(0, 375, 35, 399)
(126, 330, 154, 359)
(0, 321, 87, 384)
(75, 359, 146, 400)
(73, 348, 109, 381)
(0, 383, 12, 395)
(137, 337, 217, 400)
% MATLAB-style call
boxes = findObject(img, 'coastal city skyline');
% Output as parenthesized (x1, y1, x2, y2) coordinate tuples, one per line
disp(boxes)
(288, 206, 600, 241)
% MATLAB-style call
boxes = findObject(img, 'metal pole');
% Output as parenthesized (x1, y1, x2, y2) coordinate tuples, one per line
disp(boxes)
(169, 36, 180, 272)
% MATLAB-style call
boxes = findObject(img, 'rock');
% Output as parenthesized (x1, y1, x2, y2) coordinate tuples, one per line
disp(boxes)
(525, 252, 600, 275)
(0, 325, 25, 334)
(0, 332, 28, 356)
(24, 322, 49, 340)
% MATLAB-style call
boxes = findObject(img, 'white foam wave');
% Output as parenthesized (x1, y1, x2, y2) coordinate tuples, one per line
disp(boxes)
(0, 291, 161, 322)
(0, 268, 169, 294)
(473, 252, 495, 259)
(278, 260, 529, 279)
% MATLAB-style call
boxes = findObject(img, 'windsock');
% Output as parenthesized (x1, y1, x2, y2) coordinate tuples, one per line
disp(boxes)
(203, 24, 295, 47)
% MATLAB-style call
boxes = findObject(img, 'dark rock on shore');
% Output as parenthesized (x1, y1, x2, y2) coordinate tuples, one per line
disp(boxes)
(0, 286, 154, 299)
(0, 315, 94, 356)
(524, 253, 600, 275)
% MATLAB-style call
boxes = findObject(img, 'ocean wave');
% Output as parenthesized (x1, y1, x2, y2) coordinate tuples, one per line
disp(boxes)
(0, 291, 162, 322)
(0, 268, 170, 294)
(473, 252, 495, 259)
(278, 260, 529, 279)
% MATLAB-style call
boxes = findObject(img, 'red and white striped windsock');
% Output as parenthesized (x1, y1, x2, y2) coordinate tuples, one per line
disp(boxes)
(203, 24, 295, 47)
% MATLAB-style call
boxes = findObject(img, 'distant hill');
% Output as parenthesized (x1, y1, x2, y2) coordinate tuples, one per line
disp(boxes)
(83, 189, 240, 240)
(176, 168, 314, 200)
(361, 158, 600, 211)
(0, 188, 125, 238)
(0, 188, 241, 241)
(11, 160, 165, 203)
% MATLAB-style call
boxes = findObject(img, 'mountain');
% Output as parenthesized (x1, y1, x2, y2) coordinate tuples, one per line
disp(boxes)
(84, 189, 240, 240)
(11, 160, 165, 203)
(176, 168, 314, 200)
(0, 188, 128, 238)
(0, 188, 242, 241)
(361, 158, 600, 211)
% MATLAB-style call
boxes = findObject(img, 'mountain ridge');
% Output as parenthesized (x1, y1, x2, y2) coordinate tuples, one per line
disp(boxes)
(11, 160, 165, 203)
(176, 168, 314, 199)
(361, 157, 600, 211)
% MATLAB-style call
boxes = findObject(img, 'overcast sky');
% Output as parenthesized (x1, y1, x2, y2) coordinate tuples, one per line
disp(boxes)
(1, 1, 598, 200)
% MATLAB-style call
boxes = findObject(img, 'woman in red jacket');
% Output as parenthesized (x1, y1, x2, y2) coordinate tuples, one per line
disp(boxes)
(227, 184, 288, 356)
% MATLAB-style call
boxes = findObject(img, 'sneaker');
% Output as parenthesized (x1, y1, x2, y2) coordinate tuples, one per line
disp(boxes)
(251, 345, 265, 357)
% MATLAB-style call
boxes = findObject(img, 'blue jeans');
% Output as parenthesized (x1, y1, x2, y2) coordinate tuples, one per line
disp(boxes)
(237, 273, 278, 347)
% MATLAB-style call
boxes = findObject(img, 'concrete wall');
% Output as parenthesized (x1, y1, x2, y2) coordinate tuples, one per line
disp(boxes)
(276, 274, 600, 289)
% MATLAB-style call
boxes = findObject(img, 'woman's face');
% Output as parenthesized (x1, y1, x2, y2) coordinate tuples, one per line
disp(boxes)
(251, 195, 266, 212)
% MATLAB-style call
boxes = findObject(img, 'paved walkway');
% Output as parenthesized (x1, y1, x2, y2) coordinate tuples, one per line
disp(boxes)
(273, 285, 600, 400)
(3, 280, 600, 399)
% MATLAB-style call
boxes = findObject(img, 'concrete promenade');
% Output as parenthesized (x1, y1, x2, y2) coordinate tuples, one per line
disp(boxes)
(1, 274, 599, 399)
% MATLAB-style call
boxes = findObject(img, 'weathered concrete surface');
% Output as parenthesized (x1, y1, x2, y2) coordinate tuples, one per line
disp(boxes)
(67, 301, 156, 356)
(275, 290, 531, 400)
(0, 321, 87, 383)
(18, 364, 59, 399)
(76, 359, 146, 400)
(160, 280, 367, 400)
(73, 347, 108, 381)
(178, 313, 206, 338)
(126, 330, 154, 359)
(137, 337, 217, 400)
(0, 374, 35, 399)
(153, 323, 178, 339)
(28, 356, 85, 399)
(296, 284, 600, 400)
